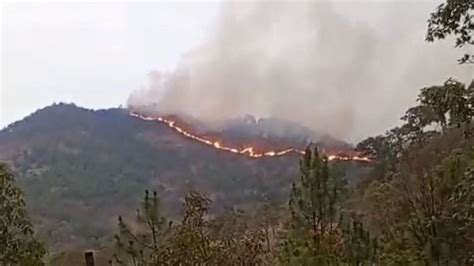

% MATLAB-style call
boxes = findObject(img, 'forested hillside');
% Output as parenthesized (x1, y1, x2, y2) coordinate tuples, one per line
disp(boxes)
(0, 1, 472, 265)
(105, 77, 474, 265)
(1, 103, 360, 249)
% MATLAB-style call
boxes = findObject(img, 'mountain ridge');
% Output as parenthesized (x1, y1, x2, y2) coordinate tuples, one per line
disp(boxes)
(0, 103, 301, 249)
(0, 103, 364, 250)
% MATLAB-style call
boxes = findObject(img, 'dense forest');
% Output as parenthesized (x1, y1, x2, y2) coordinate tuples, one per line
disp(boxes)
(1, 0, 473, 265)
(0, 103, 308, 249)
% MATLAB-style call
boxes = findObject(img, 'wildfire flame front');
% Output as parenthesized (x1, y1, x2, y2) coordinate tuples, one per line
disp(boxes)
(130, 112, 371, 162)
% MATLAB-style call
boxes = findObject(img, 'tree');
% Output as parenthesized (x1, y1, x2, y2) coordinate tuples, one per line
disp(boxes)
(112, 190, 171, 266)
(278, 147, 376, 265)
(356, 79, 474, 264)
(442, 166, 474, 264)
(0, 163, 46, 265)
(278, 147, 339, 265)
(360, 181, 419, 265)
(113, 190, 270, 265)
(162, 191, 215, 265)
(400, 105, 438, 145)
(426, 0, 474, 63)
(356, 78, 473, 185)
(259, 195, 279, 255)
(340, 216, 378, 266)
(419, 78, 473, 136)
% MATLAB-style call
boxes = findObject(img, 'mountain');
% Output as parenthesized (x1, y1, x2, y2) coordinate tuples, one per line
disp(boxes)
(0, 103, 298, 249)
(0, 103, 362, 250)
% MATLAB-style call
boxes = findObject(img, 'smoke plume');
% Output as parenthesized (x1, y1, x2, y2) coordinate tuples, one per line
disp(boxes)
(128, 1, 472, 142)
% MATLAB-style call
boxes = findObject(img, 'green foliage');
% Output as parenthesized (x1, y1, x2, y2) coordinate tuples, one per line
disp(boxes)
(356, 78, 474, 265)
(162, 191, 215, 265)
(340, 216, 378, 266)
(113, 190, 171, 266)
(357, 78, 473, 184)
(364, 140, 474, 265)
(426, 0, 474, 63)
(278, 147, 376, 265)
(0, 103, 300, 249)
(279, 147, 340, 265)
(112, 190, 271, 265)
(0, 163, 46, 265)
(2, 3, 473, 263)
(419, 78, 473, 135)
(441, 161, 474, 264)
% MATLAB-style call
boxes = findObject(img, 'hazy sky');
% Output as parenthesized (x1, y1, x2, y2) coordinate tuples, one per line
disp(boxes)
(1, 1, 472, 142)
(1, 1, 220, 127)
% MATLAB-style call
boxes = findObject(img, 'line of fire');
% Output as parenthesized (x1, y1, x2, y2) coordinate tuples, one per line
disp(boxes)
(130, 112, 371, 162)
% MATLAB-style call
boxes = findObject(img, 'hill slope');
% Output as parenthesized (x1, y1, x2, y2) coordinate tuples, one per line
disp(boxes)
(0, 103, 303, 249)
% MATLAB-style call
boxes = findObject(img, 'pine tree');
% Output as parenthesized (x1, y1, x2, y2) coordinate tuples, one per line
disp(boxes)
(279, 147, 342, 265)
(278, 147, 377, 265)
(340, 216, 378, 266)
(0, 163, 46, 266)
(112, 190, 171, 266)
(164, 191, 214, 265)
(112, 190, 271, 265)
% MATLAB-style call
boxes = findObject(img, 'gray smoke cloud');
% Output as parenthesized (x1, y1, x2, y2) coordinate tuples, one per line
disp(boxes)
(128, 1, 472, 142)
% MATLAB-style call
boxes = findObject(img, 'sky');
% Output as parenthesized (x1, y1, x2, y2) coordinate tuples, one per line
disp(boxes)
(1, 1, 220, 127)
(1, 1, 472, 142)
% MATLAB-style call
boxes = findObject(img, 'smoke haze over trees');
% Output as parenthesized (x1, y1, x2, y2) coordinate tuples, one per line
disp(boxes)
(128, 1, 472, 142)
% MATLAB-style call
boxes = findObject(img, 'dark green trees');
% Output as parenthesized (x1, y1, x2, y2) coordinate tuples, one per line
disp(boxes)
(112, 190, 270, 265)
(279, 147, 376, 265)
(356, 78, 474, 265)
(426, 0, 474, 63)
(279, 147, 340, 265)
(162, 191, 215, 265)
(0, 163, 46, 265)
(113, 190, 170, 265)
(419, 78, 473, 136)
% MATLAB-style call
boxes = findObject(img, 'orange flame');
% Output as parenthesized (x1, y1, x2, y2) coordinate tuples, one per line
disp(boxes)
(130, 112, 370, 162)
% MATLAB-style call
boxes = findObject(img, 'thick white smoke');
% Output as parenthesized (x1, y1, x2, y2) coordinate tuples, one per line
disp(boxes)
(128, 1, 472, 142)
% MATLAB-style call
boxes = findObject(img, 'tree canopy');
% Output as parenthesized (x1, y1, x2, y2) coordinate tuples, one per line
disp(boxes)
(0, 163, 46, 265)
(426, 0, 474, 63)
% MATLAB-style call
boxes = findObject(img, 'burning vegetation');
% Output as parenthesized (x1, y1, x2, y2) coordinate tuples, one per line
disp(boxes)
(130, 112, 371, 162)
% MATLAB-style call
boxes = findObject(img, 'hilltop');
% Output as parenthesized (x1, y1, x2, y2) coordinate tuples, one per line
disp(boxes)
(0, 103, 299, 249)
